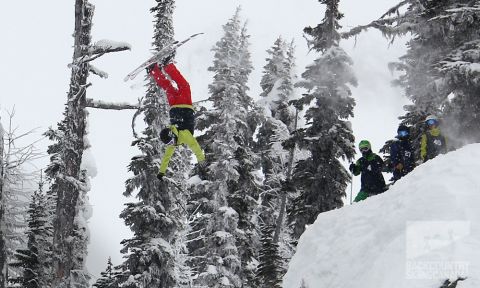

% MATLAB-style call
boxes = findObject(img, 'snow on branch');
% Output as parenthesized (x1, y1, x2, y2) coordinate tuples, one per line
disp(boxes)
(341, 18, 398, 39)
(88, 64, 108, 79)
(131, 97, 145, 139)
(75, 39, 131, 64)
(379, 0, 412, 19)
(85, 98, 139, 110)
(91, 39, 132, 53)
(56, 173, 88, 192)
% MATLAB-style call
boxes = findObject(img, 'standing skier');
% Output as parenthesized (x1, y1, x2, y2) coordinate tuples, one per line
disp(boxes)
(147, 57, 205, 180)
(389, 125, 415, 182)
(420, 115, 447, 163)
(349, 140, 387, 202)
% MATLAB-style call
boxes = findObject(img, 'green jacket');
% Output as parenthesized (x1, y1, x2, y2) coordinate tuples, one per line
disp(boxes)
(159, 125, 205, 174)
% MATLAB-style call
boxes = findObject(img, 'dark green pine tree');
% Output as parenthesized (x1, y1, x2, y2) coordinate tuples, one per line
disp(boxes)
(255, 224, 282, 288)
(93, 257, 120, 288)
(189, 7, 261, 288)
(289, 0, 356, 240)
(118, 1, 191, 287)
(10, 179, 52, 288)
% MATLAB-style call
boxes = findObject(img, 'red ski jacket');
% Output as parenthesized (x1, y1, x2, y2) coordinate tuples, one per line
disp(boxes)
(149, 63, 192, 107)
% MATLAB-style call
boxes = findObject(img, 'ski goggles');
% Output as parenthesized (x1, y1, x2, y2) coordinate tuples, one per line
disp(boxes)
(398, 130, 409, 137)
(359, 146, 370, 152)
(426, 119, 438, 126)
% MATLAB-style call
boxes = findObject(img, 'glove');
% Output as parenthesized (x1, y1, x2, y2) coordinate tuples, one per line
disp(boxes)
(198, 161, 207, 170)
(395, 163, 404, 171)
(157, 172, 165, 181)
(161, 52, 175, 66)
(349, 163, 356, 173)
(146, 63, 156, 74)
(416, 159, 424, 166)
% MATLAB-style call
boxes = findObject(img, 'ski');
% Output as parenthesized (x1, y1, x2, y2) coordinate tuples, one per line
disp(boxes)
(123, 32, 204, 82)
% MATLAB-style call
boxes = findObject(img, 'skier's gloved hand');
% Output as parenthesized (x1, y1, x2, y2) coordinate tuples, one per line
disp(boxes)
(395, 163, 404, 171)
(198, 161, 207, 170)
(157, 172, 165, 181)
(349, 163, 356, 173)
(146, 63, 156, 74)
(162, 52, 176, 66)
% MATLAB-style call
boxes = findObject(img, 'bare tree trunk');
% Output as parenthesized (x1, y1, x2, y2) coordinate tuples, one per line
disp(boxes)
(51, 1, 93, 286)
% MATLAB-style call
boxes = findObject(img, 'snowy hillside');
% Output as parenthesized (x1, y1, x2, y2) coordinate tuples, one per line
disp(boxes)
(284, 144, 480, 288)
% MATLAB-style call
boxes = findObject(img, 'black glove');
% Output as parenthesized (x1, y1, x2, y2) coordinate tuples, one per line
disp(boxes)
(162, 52, 175, 66)
(157, 172, 165, 181)
(146, 63, 156, 74)
(349, 163, 356, 173)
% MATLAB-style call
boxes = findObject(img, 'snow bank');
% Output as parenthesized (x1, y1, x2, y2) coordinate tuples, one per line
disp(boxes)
(284, 144, 480, 288)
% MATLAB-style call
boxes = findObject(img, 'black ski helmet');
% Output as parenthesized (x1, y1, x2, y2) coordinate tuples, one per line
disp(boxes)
(160, 127, 175, 145)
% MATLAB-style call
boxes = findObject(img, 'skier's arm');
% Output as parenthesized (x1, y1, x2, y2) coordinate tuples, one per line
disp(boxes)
(159, 145, 176, 174)
(149, 64, 178, 96)
(179, 130, 205, 163)
(420, 134, 427, 161)
(352, 160, 362, 176)
(163, 63, 191, 99)
(390, 143, 399, 167)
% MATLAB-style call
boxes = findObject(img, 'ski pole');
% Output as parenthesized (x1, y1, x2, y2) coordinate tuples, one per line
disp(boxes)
(349, 163, 354, 205)
(350, 173, 353, 205)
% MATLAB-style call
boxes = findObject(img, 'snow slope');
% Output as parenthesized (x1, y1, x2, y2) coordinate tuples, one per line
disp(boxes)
(284, 144, 480, 288)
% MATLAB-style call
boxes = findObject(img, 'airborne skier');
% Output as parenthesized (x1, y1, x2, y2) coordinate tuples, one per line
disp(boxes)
(147, 56, 205, 181)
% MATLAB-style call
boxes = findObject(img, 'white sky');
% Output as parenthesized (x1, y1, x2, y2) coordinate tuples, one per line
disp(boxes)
(0, 0, 409, 281)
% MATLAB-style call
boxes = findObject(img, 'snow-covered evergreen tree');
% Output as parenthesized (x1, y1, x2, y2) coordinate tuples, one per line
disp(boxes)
(92, 257, 120, 288)
(255, 37, 298, 279)
(190, 7, 261, 288)
(255, 224, 282, 288)
(10, 178, 52, 288)
(289, 0, 356, 240)
(117, 1, 192, 287)
(373, 0, 480, 149)
(435, 1, 480, 144)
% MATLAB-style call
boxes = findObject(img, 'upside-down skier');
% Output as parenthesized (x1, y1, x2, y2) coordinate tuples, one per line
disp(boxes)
(147, 55, 205, 181)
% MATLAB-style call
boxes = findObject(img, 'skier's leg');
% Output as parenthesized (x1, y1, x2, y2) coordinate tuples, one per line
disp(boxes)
(163, 63, 192, 105)
(353, 190, 369, 202)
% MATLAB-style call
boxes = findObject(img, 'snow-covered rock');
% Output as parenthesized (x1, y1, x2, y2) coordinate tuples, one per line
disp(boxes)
(284, 144, 480, 288)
